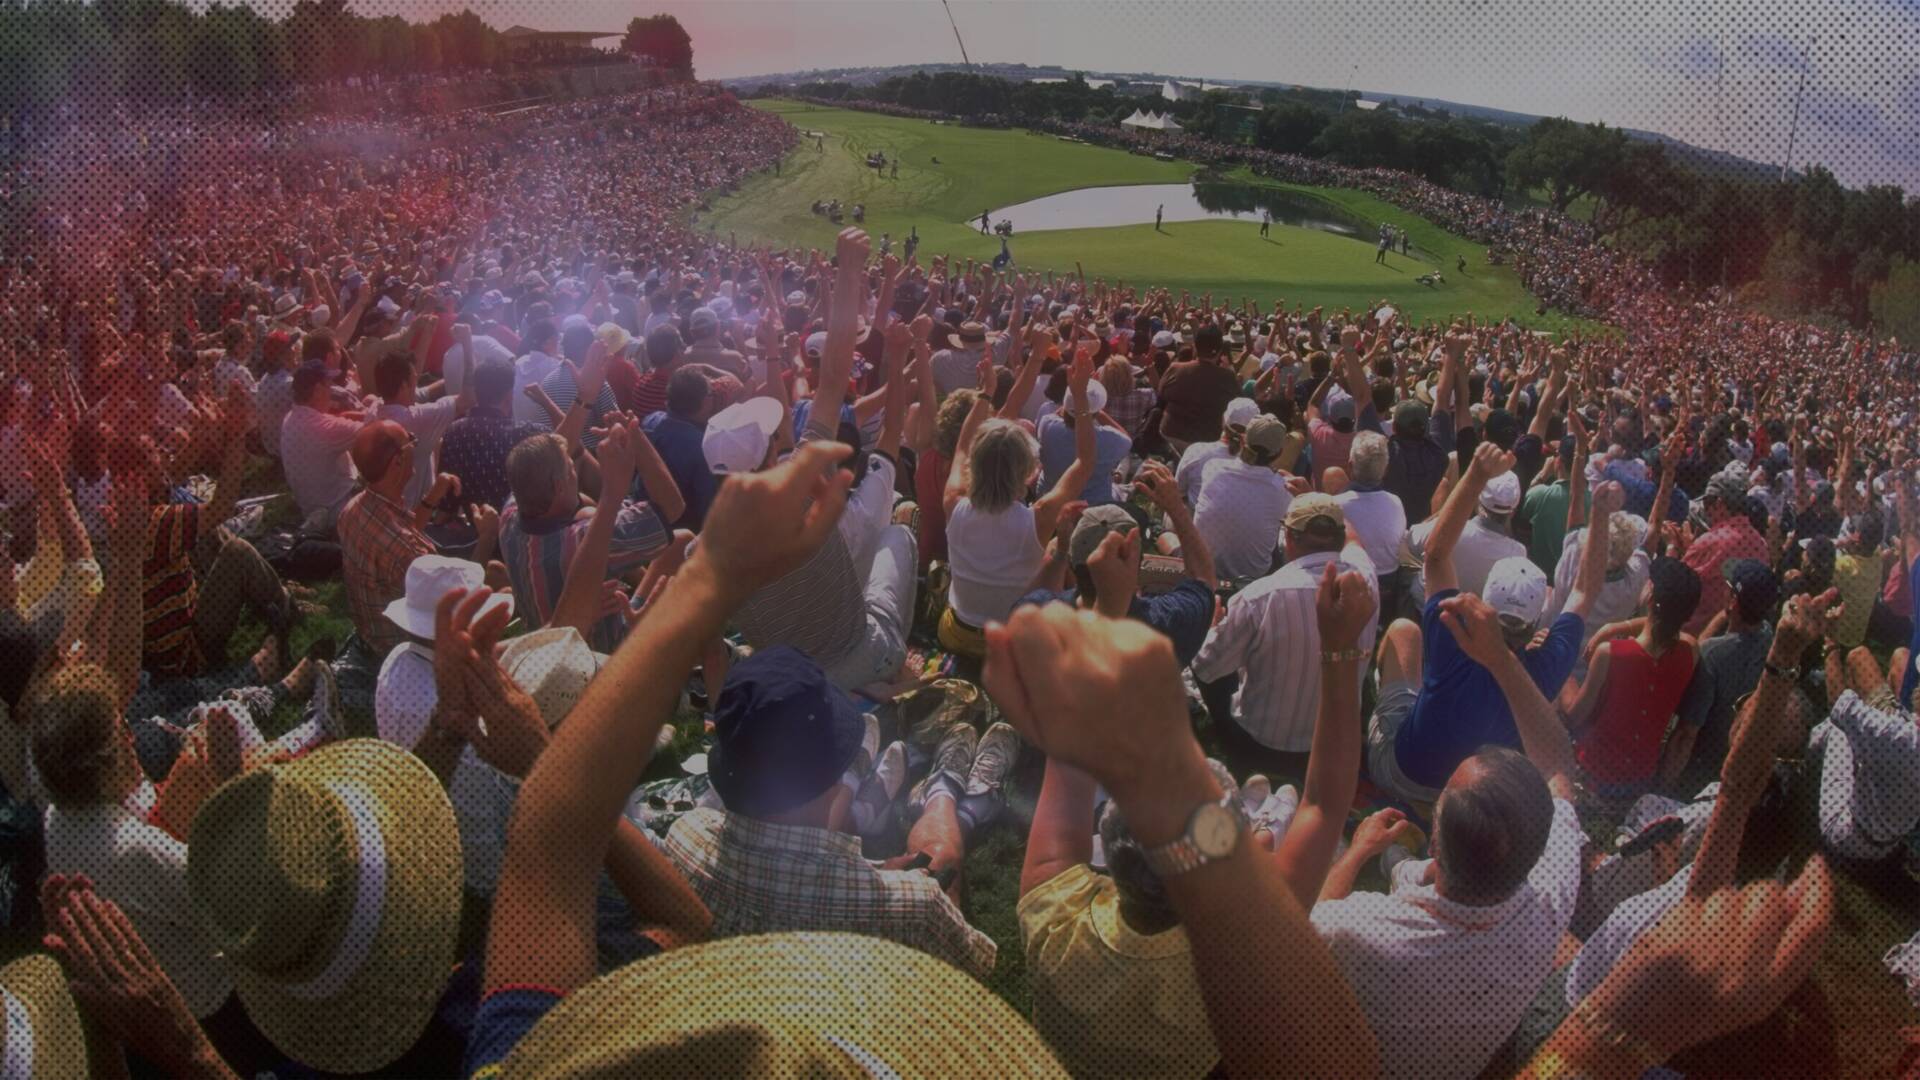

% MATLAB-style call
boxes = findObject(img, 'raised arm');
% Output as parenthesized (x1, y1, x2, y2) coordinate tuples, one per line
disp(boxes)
(943, 364, 996, 519)
(1563, 480, 1626, 620)
(805, 228, 870, 444)
(1135, 460, 1215, 587)
(903, 316, 938, 454)
(1438, 591, 1577, 801)
(1645, 428, 1683, 555)
(546, 424, 637, 636)
(1690, 589, 1837, 898)
(997, 326, 1050, 422)
(983, 605, 1378, 1079)
(1032, 351, 1097, 543)
(484, 443, 854, 995)
(1019, 758, 1098, 897)
(1271, 566, 1371, 907)
(1424, 441, 1513, 597)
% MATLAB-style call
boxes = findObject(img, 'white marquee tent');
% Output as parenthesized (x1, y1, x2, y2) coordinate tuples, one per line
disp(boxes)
(1120, 109, 1183, 131)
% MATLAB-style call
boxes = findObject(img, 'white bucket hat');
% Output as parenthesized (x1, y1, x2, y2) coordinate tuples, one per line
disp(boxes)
(382, 556, 512, 641)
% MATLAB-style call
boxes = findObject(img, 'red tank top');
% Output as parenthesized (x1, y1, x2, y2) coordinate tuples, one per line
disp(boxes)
(1576, 638, 1697, 787)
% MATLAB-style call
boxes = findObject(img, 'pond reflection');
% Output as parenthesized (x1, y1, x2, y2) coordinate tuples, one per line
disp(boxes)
(989, 181, 1367, 239)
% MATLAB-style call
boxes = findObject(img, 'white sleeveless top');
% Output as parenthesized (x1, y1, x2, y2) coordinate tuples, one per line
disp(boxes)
(946, 498, 1046, 627)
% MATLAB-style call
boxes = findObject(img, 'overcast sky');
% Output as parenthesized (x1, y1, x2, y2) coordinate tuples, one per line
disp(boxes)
(269, 0, 1920, 190)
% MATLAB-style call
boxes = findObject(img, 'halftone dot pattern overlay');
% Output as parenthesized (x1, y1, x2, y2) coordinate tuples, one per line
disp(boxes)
(2, 0, 1918, 1077)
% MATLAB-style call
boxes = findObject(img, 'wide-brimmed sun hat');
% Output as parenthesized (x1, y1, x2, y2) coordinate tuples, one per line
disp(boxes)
(499, 933, 1066, 1077)
(0, 954, 87, 1078)
(188, 740, 461, 1074)
(383, 555, 512, 641)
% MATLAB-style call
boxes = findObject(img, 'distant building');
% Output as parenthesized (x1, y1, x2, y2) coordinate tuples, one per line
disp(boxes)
(499, 25, 622, 58)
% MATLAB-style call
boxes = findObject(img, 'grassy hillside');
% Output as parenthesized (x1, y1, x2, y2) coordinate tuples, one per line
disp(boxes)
(703, 101, 1589, 331)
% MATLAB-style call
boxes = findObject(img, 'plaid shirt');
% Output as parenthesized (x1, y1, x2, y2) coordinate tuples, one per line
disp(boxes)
(339, 489, 435, 654)
(663, 808, 996, 979)
(1107, 386, 1157, 440)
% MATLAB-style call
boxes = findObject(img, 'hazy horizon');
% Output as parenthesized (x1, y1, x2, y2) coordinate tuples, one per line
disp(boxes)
(228, 0, 1920, 191)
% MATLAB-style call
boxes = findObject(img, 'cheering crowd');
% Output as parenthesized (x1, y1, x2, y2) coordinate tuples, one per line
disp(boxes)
(0, 74, 1912, 1078)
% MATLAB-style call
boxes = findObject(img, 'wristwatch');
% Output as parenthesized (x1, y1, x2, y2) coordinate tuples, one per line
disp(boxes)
(1139, 793, 1248, 878)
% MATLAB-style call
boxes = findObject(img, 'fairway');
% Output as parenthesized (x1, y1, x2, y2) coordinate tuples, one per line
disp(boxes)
(704, 101, 1590, 331)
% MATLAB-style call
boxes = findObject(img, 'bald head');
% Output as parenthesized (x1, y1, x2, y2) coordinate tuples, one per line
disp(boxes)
(351, 420, 412, 489)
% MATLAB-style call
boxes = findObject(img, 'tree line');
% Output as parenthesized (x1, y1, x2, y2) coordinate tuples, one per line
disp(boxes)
(770, 70, 1920, 339)
(0, 1, 695, 111)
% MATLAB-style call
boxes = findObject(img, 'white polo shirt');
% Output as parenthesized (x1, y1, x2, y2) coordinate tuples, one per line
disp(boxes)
(1192, 457, 1292, 582)
(1333, 488, 1409, 576)
(1311, 798, 1584, 1080)
(1175, 439, 1231, 509)
(1192, 543, 1377, 751)
(375, 396, 459, 509)
(511, 348, 564, 425)
(1407, 515, 1525, 603)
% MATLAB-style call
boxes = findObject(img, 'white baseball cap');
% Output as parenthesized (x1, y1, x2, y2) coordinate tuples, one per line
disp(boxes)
(1483, 556, 1550, 629)
(382, 555, 513, 641)
(1224, 397, 1261, 429)
(702, 396, 785, 475)
(1480, 472, 1522, 514)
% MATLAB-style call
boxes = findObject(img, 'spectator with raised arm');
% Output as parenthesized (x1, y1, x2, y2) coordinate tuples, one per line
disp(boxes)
(1015, 564, 1373, 1078)
(1367, 442, 1618, 806)
(1018, 460, 1216, 663)
(1316, 589, 1585, 1079)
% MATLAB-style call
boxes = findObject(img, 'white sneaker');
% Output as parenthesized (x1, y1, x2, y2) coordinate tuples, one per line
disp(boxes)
(1251, 784, 1300, 842)
(1240, 773, 1272, 818)
(872, 740, 907, 802)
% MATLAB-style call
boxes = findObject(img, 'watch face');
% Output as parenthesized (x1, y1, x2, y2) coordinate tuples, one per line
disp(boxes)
(1191, 802, 1240, 859)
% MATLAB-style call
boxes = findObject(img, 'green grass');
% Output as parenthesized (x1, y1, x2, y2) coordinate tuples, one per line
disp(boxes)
(704, 101, 1594, 332)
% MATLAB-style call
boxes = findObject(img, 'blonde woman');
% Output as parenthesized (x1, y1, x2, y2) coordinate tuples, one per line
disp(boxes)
(941, 352, 1096, 656)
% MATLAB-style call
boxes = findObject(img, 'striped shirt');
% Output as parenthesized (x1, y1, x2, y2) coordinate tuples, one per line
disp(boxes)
(498, 496, 669, 653)
(1193, 457, 1292, 582)
(142, 504, 203, 677)
(734, 525, 863, 666)
(338, 489, 436, 656)
(664, 808, 995, 979)
(539, 363, 621, 452)
(1192, 543, 1378, 752)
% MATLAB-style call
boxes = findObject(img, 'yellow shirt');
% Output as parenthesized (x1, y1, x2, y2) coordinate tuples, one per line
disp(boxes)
(1016, 864, 1217, 1079)
(1830, 550, 1883, 648)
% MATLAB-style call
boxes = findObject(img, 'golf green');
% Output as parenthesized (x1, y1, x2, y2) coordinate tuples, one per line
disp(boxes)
(702, 100, 1593, 332)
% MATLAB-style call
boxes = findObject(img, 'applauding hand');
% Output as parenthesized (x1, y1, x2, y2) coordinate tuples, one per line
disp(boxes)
(692, 441, 853, 598)
(982, 603, 1191, 801)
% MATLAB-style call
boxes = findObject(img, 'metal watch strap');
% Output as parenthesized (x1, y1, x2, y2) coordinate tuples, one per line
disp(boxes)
(1139, 793, 1246, 878)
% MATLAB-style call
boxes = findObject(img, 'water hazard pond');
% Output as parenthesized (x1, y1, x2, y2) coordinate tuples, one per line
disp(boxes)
(989, 181, 1369, 238)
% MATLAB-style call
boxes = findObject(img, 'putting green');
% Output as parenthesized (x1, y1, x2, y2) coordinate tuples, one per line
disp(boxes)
(702, 101, 1594, 332)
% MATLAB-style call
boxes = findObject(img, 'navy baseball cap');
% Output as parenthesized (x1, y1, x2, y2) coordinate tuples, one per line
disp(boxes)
(709, 646, 865, 817)
(1722, 558, 1779, 620)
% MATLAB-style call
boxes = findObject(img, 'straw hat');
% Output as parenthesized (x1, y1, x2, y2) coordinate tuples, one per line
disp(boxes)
(501, 933, 1066, 1077)
(0, 954, 87, 1078)
(500, 627, 602, 729)
(188, 740, 461, 1074)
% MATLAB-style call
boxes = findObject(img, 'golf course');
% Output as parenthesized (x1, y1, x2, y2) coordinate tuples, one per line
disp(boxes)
(704, 100, 1590, 332)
